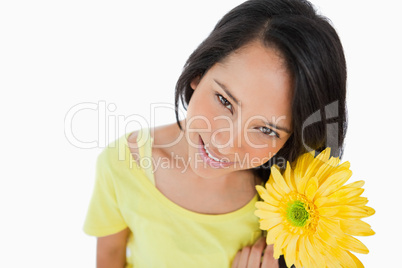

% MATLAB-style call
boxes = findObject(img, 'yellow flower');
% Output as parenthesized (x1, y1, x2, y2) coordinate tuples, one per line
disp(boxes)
(255, 148, 375, 268)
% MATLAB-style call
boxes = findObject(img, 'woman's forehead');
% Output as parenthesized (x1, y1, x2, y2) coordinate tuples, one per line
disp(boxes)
(207, 42, 293, 118)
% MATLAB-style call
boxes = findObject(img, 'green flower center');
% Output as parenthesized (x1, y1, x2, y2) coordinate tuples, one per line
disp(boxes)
(286, 200, 310, 227)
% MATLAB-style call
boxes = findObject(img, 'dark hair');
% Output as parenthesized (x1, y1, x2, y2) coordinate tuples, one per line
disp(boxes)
(174, 0, 347, 183)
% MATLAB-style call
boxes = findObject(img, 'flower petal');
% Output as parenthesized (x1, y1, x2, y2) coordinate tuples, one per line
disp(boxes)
(284, 161, 296, 191)
(259, 216, 282, 231)
(343, 180, 365, 188)
(318, 205, 370, 218)
(258, 188, 281, 207)
(254, 210, 281, 220)
(305, 176, 318, 200)
(328, 160, 350, 176)
(297, 236, 311, 268)
(284, 234, 298, 267)
(339, 219, 375, 236)
(265, 183, 283, 202)
(314, 196, 339, 208)
(255, 201, 279, 212)
(266, 223, 285, 244)
(338, 247, 357, 268)
(304, 148, 331, 179)
(347, 251, 365, 268)
(315, 234, 353, 268)
(296, 175, 310, 195)
(305, 235, 325, 267)
(315, 156, 340, 183)
(315, 170, 352, 198)
(273, 232, 288, 259)
(328, 187, 364, 200)
(314, 238, 340, 268)
(348, 197, 369, 206)
(338, 234, 369, 254)
(255, 185, 268, 197)
(293, 151, 315, 181)
(364, 206, 376, 217)
(316, 218, 343, 246)
(315, 188, 366, 208)
(271, 166, 291, 194)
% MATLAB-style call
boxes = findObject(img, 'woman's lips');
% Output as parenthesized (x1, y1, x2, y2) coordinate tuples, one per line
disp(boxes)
(198, 135, 234, 168)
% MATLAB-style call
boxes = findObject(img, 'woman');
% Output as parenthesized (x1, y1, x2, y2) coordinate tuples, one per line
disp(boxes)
(84, 0, 347, 267)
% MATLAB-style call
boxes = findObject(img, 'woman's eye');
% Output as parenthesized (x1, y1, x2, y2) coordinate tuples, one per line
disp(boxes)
(217, 94, 233, 112)
(259, 126, 279, 138)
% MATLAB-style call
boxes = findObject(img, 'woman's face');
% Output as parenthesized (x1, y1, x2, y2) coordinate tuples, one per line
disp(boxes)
(185, 41, 293, 179)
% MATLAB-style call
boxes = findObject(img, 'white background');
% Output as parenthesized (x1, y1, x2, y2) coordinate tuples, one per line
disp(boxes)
(0, 0, 400, 267)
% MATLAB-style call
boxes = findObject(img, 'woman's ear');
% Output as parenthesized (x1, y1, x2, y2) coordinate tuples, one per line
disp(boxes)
(190, 75, 201, 90)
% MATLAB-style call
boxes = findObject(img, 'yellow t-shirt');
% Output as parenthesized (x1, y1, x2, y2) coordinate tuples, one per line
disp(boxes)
(83, 128, 262, 267)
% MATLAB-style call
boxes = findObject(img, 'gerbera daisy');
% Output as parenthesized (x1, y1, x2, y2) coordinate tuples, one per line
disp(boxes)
(255, 148, 375, 268)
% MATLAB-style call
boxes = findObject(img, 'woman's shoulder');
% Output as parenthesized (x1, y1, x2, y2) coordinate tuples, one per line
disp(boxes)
(96, 131, 136, 169)
(127, 124, 184, 185)
(94, 129, 155, 185)
(127, 123, 184, 159)
(126, 127, 157, 166)
(126, 129, 141, 164)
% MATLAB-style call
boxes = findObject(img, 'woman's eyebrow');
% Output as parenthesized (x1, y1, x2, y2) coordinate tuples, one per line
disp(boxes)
(263, 120, 292, 134)
(213, 79, 241, 106)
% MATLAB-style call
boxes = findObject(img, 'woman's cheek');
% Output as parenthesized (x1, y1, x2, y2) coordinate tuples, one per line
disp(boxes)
(242, 137, 285, 167)
(243, 132, 268, 151)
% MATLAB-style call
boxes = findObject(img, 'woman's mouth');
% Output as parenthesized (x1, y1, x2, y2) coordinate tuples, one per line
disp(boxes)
(198, 135, 234, 168)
